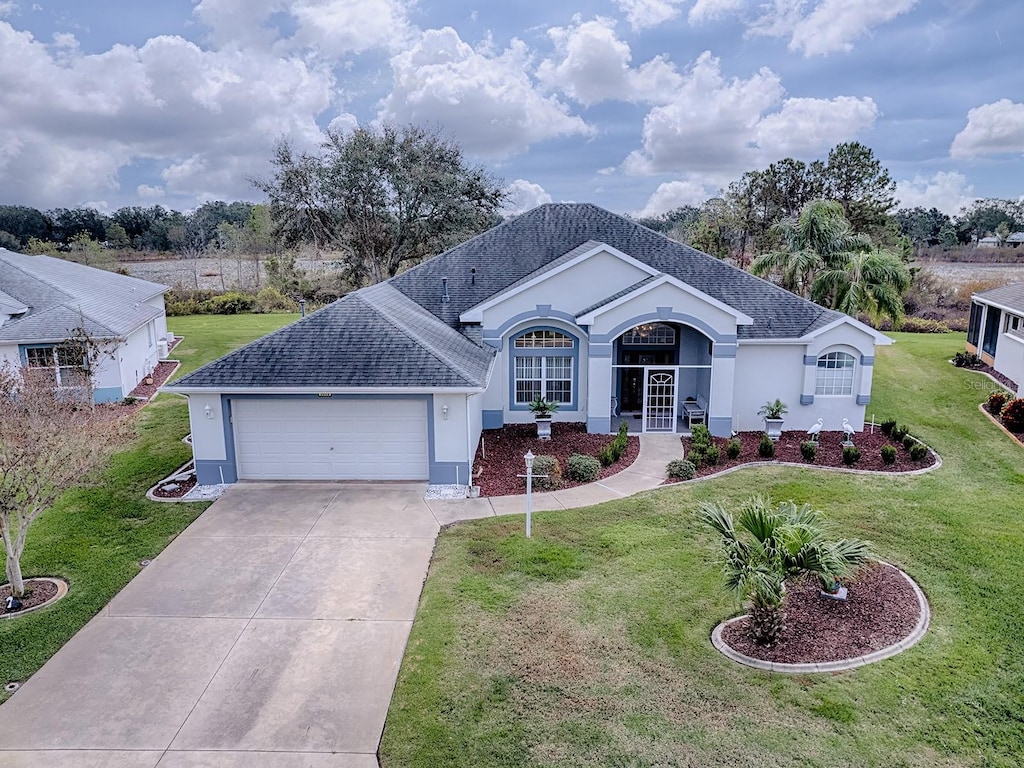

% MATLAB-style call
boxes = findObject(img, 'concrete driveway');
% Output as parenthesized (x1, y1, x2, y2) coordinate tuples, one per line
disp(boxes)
(0, 482, 488, 768)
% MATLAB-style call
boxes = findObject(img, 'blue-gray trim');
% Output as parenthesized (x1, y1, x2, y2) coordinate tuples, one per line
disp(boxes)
(589, 342, 612, 358)
(483, 338, 501, 350)
(592, 312, 733, 345)
(94, 386, 123, 404)
(219, 393, 436, 482)
(712, 343, 737, 359)
(800, 394, 815, 405)
(536, 304, 552, 317)
(485, 308, 585, 340)
(657, 306, 672, 320)
(803, 355, 817, 366)
(708, 416, 732, 437)
(195, 459, 237, 485)
(430, 461, 472, 485)
(860, 355, 874, 366)
(482, 409, 504, 429)
(856, 394, 871, 405)
(508, 325, 581, 412)
(587, 415, 612, 434)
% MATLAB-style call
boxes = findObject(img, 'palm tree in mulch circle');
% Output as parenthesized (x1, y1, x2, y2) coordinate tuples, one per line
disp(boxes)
(699, 496, 873, 646)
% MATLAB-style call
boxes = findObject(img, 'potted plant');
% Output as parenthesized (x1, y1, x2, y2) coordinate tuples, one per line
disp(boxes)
(528, 396, 559, 440)
(758, 398, 788, 441)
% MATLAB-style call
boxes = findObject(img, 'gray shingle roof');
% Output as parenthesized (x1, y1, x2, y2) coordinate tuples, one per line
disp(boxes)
(390, 203, 840, 340)
(169, 282, 494, 390)
(0, 249, 168, 343)
(976, 283, 1024, 312)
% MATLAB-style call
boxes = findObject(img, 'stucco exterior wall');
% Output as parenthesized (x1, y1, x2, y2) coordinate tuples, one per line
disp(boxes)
(117, 320, 160, 396)
(994, 332, 1024, 396)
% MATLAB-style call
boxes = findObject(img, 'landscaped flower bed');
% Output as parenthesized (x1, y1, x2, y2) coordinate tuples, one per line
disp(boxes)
(672, 428, 935, 481)
(473, 422, 640, 497)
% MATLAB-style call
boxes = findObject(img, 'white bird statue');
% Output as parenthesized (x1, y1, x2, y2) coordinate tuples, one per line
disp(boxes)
(806, 418, 823, 442)
(841, 418, 856, 444)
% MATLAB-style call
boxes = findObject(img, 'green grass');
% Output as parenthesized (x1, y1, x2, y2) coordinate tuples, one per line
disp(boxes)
(380, 332, 1024, 768)
(0, 313, 293, 698)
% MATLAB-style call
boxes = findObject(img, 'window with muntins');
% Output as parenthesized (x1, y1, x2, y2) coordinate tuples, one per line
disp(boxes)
(815, 351, 855, 396)
(25, 344, 88, 387)
(512, 329, 575, 405)
(621, 323, 676, 345)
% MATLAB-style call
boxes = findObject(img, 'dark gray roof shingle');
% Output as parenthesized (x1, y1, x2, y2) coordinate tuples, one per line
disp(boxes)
(389, 203, 840, 340)
(976, 283, 1024, 312)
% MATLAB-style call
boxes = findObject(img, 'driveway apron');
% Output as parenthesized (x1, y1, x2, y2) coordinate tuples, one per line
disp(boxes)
(0, 482, 441, 768)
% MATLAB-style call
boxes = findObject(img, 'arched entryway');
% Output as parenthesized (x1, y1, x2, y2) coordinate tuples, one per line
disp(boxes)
(612, 322, 712, 433)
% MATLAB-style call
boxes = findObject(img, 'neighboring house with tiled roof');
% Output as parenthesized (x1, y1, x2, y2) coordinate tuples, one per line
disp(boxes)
(165, 203, 891, 486)
(0, 249, 170, 403)
(967, 284, 1024, 395)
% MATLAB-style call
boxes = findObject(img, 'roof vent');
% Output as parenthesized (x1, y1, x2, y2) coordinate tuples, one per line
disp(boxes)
(470, 267, 476, 286)
(442, 277, 450, 303)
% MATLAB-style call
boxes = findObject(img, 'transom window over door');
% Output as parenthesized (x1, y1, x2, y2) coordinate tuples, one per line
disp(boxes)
(512, 328, 576, 406)
(621, 323, 675, 345)
(815, 351, 855, 396)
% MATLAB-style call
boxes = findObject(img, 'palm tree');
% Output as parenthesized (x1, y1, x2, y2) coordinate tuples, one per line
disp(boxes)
(699, 496, 872, 646)
(812, 248, 911, 325)
(750, 200, 870, 298)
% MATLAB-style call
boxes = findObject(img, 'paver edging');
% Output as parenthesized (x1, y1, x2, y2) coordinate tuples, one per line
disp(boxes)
(710, 562, 930, 674)
(1, 577, 69, 620)
(976, 403, 1024, 450)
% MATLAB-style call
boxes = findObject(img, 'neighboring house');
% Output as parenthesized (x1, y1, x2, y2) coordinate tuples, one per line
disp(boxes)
(977, 236, 1001, 248)
(0, 248, 170, 403)
(1006, 232, 1024, 248)
(165, 204, 891, 486)
(967, 284, 1024, 395)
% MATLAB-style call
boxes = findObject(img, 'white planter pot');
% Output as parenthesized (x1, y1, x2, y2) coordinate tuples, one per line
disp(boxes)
(535, 416, 552, 440)
(764, 418, 784, 441)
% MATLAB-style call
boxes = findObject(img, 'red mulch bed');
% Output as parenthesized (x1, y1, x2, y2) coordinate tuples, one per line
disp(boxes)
(127, 358, 180, 400)
(722, 562, 921, 664)
(474, 422, 640, 497)
(668, 429, 935, 481)
(1, 579, 59, 614)
(151, 462, 197, 498)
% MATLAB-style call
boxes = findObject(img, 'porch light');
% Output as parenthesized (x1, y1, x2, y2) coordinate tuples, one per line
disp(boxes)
(204, 404, 215, 419)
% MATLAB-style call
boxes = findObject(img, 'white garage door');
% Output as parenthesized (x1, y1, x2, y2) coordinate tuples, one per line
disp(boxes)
(232, 398, 429, 480)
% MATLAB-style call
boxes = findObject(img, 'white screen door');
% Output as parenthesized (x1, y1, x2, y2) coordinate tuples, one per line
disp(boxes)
(643, 369, 677, 432)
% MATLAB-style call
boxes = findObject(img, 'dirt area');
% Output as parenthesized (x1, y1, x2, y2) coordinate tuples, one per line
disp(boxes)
(922, 261, 1024, 286)
(1, 579, 58, 614)
(122, 255, 341, 291)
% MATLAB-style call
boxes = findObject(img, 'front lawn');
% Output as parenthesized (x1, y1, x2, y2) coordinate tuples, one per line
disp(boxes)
(0, 313, 294, 699)
(380, 332, 1024, 767)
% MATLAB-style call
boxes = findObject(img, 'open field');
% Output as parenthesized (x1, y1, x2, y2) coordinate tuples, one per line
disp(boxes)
(380, 332, 1024, 767)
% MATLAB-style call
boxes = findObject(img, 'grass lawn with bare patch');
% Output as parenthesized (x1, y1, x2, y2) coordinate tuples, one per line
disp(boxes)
(380, 332, 1024, 768)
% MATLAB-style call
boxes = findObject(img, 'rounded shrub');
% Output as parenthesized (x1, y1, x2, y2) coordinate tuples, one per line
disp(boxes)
(726, 437, 742, 459)
(891, 424, 909, 441)
(987, 391, 1010, 415)
(1001, 398, 1024, 432)
(666, 459, 696, 480)
(880, 445, 897, 464)
(842, 445, 861, 466)
(529, 455, 561, 489)
(703, 444, 721, 466)
(800, 440, 817, 462)
(758, 433, 775, 459)
(689, 424, 712, 449)
(902, 434, 915, 450)
(880, 418, 897, 436)
(909, 443, 928, 462)
(565, 453, 601, 483)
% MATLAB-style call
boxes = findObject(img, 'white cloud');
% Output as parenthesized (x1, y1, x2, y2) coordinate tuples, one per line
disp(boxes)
(950, 99, 1024, 158)
(137, 184, 166, 199)
(622, 52, 878, 176)
(537, 16, 681, 106)
(380, 27, 591, 158)
(748, 0, 918, 56)
(635, 178, 713, 217)
(0, 22, 333, 207)
(896, 171, 976, 215)
(0, 3, 17, 18)
(612, 0, 686, 31)
(501, 179, 553, 215)
(688, 0, 745, 24)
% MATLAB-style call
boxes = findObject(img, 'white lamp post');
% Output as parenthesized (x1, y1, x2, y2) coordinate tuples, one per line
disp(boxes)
(523, 450, 534, 538)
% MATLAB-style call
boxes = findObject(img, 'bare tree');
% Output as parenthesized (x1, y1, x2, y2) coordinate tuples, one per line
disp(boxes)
(0, 338, 133, 598)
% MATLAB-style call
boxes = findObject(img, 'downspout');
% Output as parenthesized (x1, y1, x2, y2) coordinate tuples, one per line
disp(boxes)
(466, 392, 476, 490)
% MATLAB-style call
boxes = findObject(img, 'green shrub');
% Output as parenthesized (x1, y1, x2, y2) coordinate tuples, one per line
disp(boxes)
(891, 424, 909, 441)
(987, 391, 1011, 415)
(880, 445, 897, 464)
(902, 434, 915, 450)
(909, 443, 928, 462)
(800, 441, 817, 462)
(880, 418, 897, 436)
(952, 350, 982, 367)
(601, 421, 631, 465)
(689, 424, 712, 448)
(666, 459, 696, 480)
(565, 454, 601, 482)
(758, 433, 775, 458)
(205, 291, 257, 315)
(255, 286, 296, 313)
(899, 317, 950, 334)
(1001, 398, 1024, 432)
(726, 437, 742, 459)
(598, 445, 616, 467)
(842, 445, 861, 465)
(703, 444, 721, 466)
(529, 455, 561, 489)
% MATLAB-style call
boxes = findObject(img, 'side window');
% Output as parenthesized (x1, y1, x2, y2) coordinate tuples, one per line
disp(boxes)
(815, 351, 855, 396)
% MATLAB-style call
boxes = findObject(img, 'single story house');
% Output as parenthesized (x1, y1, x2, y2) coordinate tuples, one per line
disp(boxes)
(0, 248, 170, 402)
(967, 284, 1024, 395)
(165, 204, 891, 486)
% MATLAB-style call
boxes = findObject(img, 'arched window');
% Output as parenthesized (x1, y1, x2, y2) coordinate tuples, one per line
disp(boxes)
(621, 323, 676, 345)
(815, 351, 855, 396)
(511, 328, 576, 406)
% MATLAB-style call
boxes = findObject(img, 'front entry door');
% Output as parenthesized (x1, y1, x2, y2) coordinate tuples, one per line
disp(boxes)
(643, 368, 677, 432)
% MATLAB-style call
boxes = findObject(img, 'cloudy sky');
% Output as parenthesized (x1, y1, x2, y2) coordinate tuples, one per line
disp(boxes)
(0, 0, 1020, 218)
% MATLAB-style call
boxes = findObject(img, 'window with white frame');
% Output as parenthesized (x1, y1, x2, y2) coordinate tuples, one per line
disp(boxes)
(621, 323, 676, 345)
(512, 329, 575, 405)
(815, 351, 855, 396)
(24, 344, 89, 388)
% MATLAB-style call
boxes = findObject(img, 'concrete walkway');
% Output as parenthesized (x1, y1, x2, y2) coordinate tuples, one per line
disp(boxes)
(0, 435, 677, 767)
